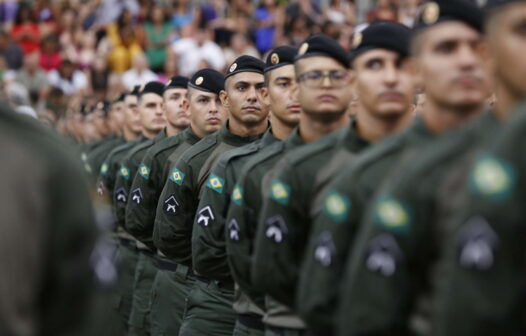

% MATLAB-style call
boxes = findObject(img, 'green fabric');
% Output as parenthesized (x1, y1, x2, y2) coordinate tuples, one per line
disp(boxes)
(336, 112, 498, 336)
(253, 121, 369, 308)
(116, 131, 166, 231)
(113, 243, 140, 333)
(128, 253, 158, 335)
(192, 130, 278, 282)
(178, 279, 237, 336)
(0, 107, 97, 335)
(225, 129, 304, 321)
(298, 118, 436, 336)
(264, 327, 307, 336)
(144, 22, 171, 70)
(97, 136, 145, 202)
(437, 107, 526, 335)
(86, 136, 125, 179)
(149, 267, 195, 336)
(127, 128, 201, 249)
(154, 122, 264, 267)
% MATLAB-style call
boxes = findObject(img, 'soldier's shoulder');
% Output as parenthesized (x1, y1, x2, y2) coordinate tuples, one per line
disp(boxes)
(284, 132, 340, 167)
(179, 132, 219, 163)
(239, 141, 286, 176)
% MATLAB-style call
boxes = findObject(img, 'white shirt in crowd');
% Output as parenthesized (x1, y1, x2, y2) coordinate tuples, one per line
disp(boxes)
(121, 68, 159, 89)
(172, 38, 226, 77)
(47, 70, 88, 95)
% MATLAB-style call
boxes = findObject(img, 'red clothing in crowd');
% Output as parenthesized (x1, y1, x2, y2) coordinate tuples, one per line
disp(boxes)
(12, 23, 41, 54)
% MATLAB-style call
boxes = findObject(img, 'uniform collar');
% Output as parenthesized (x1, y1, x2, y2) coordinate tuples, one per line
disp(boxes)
(218, 120, 266, 146)
(183, 126, 202, 144)
(340, 117, 370, 152)
(284, 127, 305, 148)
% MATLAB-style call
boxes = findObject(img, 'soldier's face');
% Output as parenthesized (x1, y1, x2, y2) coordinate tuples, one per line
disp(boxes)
(110, 101, 125, 127)
(139, 93, 165, 133)
(124, 95, 142, 133)
(187, 88, 226, 138)
(352, 49, 415, 119)
(414, 22, 490, 110)
(164, 88, 190, 129)
(296, 56, 352, 119)
(264, 64, 301, 127)
(487, 2, 526, 106)
(221, 72, 269, 126)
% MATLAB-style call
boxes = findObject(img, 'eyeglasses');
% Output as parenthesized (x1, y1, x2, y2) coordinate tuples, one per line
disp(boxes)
(297, 70, 349, 88)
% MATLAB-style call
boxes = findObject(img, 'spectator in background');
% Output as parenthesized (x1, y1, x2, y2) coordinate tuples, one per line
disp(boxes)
(158, 55, 179, 83)
(171, 24, 225, 77)
(78, 30, 97, 70)
(58, 8, 77, 60)
(144, 4, 173, 73)
(172, 0, 196, 33)
(107, 24, 143, 73)
(121, 52, 157, 89)
(48, 59, 88, 96)
(324, 0, 356, 25)
(398, 0, 420, 27)
(223, 32, 259, 65)
(0, 0, 18, 32)
(285, 15, 310, 46)
(286, 0, 324, 31)
(0, 30, 23, 70)
(14, 52, 49, 104)
(12, 3, 41, 55)
(366, 0, 397, 22)
(96, 0, 140, 27)
(89, 56, 111, 101)
(5, 81, 37, 118)
(254, 0, 284, 54)
(39, 34, 61, 72)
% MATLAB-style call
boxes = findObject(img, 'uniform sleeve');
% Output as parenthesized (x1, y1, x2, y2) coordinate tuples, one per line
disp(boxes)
(41, 150, 98, 335)
(296, 171, 358, 336)
(252, 163, 306, 307)
(113, 161, 132, 228)
(125, 153, 158, 249)
(192, 162, 232, 281)
(336, 177, 432, 336)
(153, 159, 196, 266)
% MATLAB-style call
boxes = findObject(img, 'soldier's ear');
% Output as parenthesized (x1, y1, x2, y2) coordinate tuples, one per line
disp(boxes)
(219, 90, 229, 109)
(405, 58, 424, 93)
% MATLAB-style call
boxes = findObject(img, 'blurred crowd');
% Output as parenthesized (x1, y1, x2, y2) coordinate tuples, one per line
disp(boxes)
(0, 0, 423, 143)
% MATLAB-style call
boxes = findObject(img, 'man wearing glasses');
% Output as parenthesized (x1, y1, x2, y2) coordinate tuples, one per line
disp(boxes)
(248, 33, 367, 335)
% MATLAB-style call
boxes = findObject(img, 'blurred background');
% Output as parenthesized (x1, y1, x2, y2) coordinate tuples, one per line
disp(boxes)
(0, 0, 423, 142)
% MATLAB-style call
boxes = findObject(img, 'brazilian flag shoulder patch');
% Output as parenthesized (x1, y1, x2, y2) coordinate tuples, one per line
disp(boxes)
(323, 191, 350, 222)
(470, 154, 516, 201)
(207, 173, 225, 194)
(232, 184, 243, 205)
(169, 167, 185, 185)
(374, 195, 411, 234)
(139, 163, 150, 180)
(269, 179, 291, 205)
(118, 165, 130, 179)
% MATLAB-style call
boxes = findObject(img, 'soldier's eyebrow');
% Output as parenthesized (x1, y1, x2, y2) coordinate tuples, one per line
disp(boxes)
(273, 76, 292, 82)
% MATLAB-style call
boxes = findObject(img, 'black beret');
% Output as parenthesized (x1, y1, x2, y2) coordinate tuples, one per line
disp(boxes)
(350, 21, 411, 64)
(485, 0, 524, 11)
(265, 46, 298, 73)
(165, 76, 189, 91)
(295, 34, 350, 69)
(95, 100, 110, 117)
(225, 55, 265, 79)
(188, 68, 225, 94)
(127, 85, 141, 98)
(112, 93, 126, 104)
(139, 81, 165, 98)
(413, 0, 483, 33)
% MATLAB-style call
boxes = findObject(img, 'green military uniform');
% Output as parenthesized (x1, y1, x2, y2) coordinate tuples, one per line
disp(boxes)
(96, 135, 145, 334)
(154, 122, 264, 336)
(0, 107, 97, 335)
(252, 122, 368, 334)
(85, 135, 125, 178)
(112, 130, 166, 336)
(191, 130, 278, 335)
(336, 112, 498, 336)
(297, 118, 435, 335)
(436, 108, 526, 335)
(126, 127, 201, 335)
(226, 129, 304, 334)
